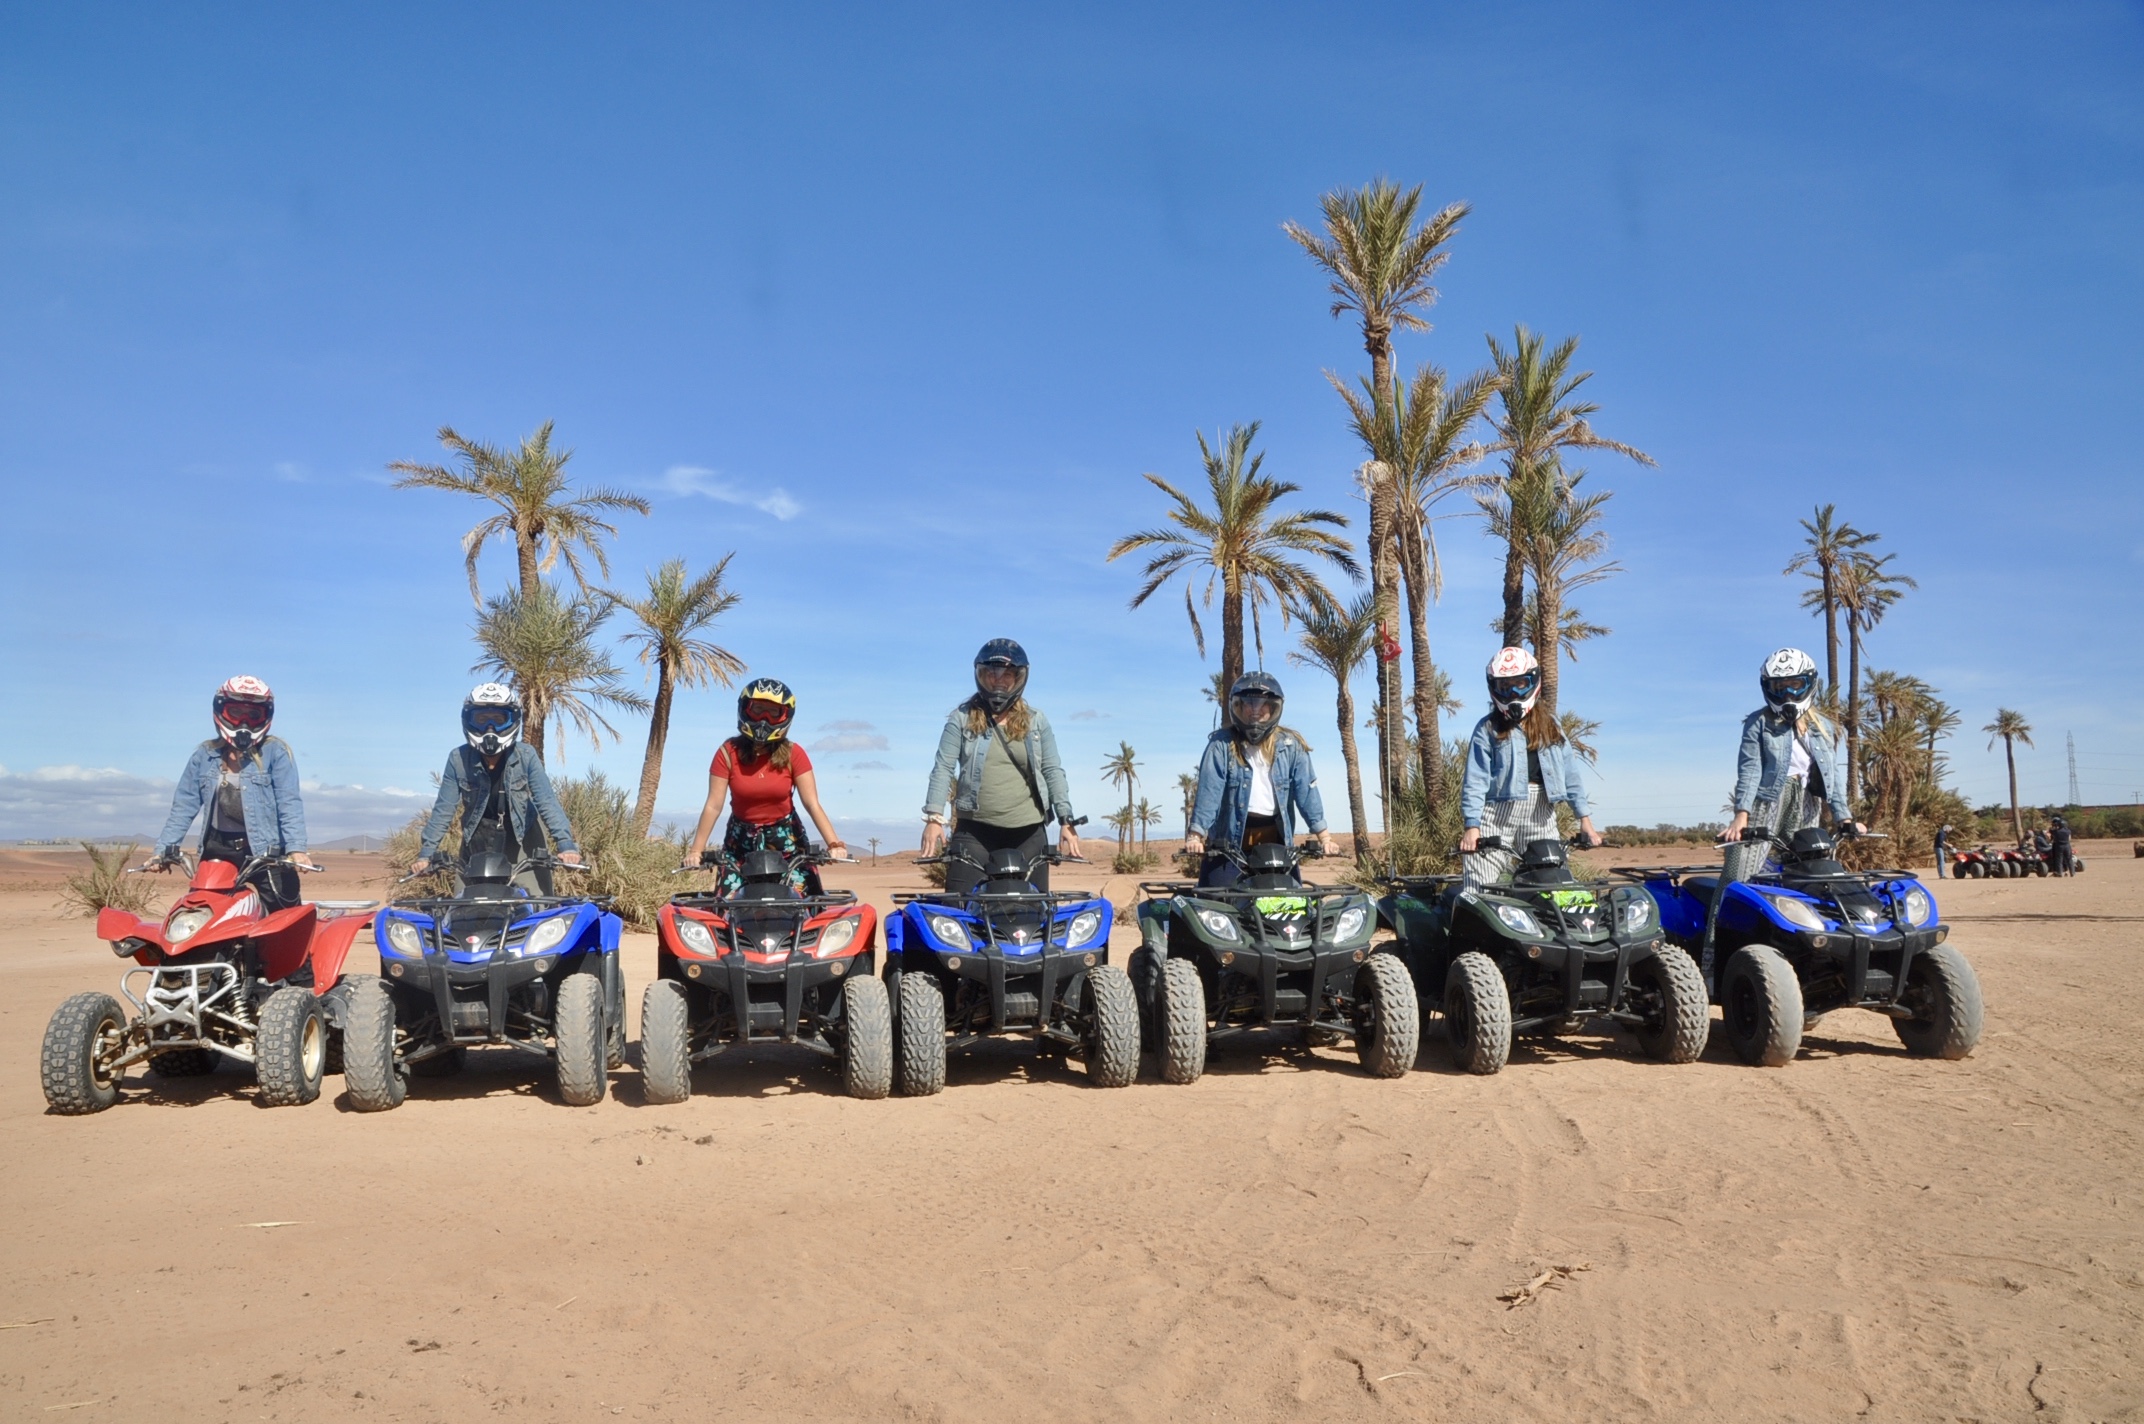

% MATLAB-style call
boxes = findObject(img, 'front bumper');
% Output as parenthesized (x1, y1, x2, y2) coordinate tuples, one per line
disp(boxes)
(674, 951, 863, 1049)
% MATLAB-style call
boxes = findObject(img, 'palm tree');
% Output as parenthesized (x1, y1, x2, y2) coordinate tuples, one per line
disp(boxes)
(472, 582, 650, 761)
(1484, 328, 1654, 645)
(1984, 709, 2034, 841)
(1108, 424, 1358, 691)
(1863, 713, 1929, 834)
(1558, 712, 1603, 765)
(1921, 696, 1962, 783)
(1177, 772, 1199, 837)
(1784, 505, 1873, 705)
(604, 557, 746, 836)
(1477, 464, 1621, 719)
(391, 422, 651, 604)
(1102, 742, 1140, 852)
(1136, 797, 1162, 854)
(1836, 549, 1916, 802)
(1288, 592, 1377, 860)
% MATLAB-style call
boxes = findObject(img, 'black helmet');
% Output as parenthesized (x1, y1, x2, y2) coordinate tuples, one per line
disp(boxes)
(1228, 671, 1284, 744)
(973, 638, 1030, 715)
(737, 678, 797, 746)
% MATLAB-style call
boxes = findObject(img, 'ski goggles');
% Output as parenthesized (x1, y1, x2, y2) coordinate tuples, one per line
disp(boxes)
(1488, 673, 1540, 702)
(1763, 674, 1817, 703)
(741, 698, 794, 725)
(465, 705, 519, 732)
(216, 699, 272, 729)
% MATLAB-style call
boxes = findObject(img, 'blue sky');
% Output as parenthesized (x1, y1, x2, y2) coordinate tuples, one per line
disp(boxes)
(4, 1, 2140, 843)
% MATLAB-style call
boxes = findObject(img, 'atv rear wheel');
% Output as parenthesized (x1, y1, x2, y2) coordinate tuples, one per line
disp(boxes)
(1127, 947, 1163, 1054)
(895, 971, 946, 1096)
(1353, 952, 1419, 1078)
(41, 992, 129, 1114)
(340, 975, 406, 1112)
(1720, 946, 1803, 1066)
(841, 973, 894, 1100)
(148, 1047, 217, 1077)
(639, 980, 693, 1105)
(1081, 965, 1140, 1088)
(1892, 943, 1984, 1059)
(554, 972, 608, 1106)
(255, 986, 327, 1107)
(1444, 952, 1512, 1076)
(1159, 957, 1207, 1085)
(1630, 945, 1709, 1064)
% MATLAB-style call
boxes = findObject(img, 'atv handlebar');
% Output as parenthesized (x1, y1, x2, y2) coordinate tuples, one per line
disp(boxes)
(1455, 833, 1605, 856)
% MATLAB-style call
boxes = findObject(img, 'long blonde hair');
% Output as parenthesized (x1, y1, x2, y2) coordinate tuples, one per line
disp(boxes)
(965, 696, 1031, 741)
(1492, 704, 1564, 748)
(1232, 726, 1310, 765)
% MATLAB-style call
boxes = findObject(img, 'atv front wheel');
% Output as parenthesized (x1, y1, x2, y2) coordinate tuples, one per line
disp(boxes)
(1353, 952, 1420, 1078)
(255, 986, 327, 1107)
(1630, 945, 1709, 1064)
(1159, 957, 1207, 1085)
(841, 973, 894, 1100)
(1720, 946, 1803, 1066)
(895, 972, 946, 1096)
(1892, 944, 1984, 1059)
(1081, 965, 1140, 1088)
(603, 955, 627, 1070)
(41, 992, 129, 1114)
(1127, 947, 1163, 1054)
(148, 1047, 217, 1077)
(1444, 952, 1512, 1076)
(639, 980, 693, 1105)
(340, 975, 406, 1112)
(554, 972, 608, 1106)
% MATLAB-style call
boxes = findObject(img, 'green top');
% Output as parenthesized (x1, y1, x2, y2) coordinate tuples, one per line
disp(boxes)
(971, 729, 1045, 829)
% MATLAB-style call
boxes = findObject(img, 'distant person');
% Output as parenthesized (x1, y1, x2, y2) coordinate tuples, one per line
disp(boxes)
(412, 684, 580, 895)
(152, 675, 315, 908)
(1933, 823, 1952, 878)
(682, 678, 848, 896)
(1458, 647, 1600, 888)
(2050, 814, 2074, 877)
(1183, 671, 1339, 888)
(920, 639, 1081, 895)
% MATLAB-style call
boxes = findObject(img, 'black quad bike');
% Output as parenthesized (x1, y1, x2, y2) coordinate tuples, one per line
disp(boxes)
(1377, 836, 1708, 1076)
(883, 844, 1138, 1095)
(1130, 842, 1418, 1085)
(642, 846, 891, 1102)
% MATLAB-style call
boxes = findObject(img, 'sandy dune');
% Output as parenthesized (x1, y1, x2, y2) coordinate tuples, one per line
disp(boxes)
(2, 845, 2139, 1421)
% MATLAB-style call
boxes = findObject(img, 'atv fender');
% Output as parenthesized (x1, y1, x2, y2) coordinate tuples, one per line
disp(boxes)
(306, 911, 375, 992)
(1135, 900, 1173, 951)
(253, 905, 321, 983)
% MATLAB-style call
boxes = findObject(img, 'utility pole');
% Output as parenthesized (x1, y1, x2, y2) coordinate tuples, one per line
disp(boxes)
(2067, 732, 2080, 808)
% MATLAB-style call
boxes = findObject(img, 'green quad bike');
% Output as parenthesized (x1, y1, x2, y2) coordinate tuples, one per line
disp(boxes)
(1377, 836, 1709, 1076)
(1130, 841, 1419, 1084)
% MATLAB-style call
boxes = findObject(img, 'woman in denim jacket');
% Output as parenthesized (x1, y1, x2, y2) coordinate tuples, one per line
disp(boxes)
(412, 684, 581, 894)
(1184, 672, 1338, 887)
(920, 639, 1081, 895)
(153, 675, 315, 908)
(1457, 648, 1600, 887)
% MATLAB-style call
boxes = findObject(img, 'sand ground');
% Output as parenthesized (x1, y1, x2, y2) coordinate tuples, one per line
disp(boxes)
(1, 842, 2139, 1421)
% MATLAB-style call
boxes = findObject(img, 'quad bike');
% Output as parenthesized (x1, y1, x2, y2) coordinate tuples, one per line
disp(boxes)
(1619, 826, 1983, 1067)
(1949, 846, 1994, 879)
(884, 842, 1136, 1094)
(641, 845, 890, 1102)
(41, 853, 376, 1114)
(1376, 836, 1707, 1077)
(1130, 841, 1417, 1084)
(343, 851, 624, 1110)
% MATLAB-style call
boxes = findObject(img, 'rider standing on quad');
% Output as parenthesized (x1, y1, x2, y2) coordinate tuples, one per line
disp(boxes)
(152, 675, 315, 908)
(919, 638, 1081, 894)
(1457, 648, 1601, 887)
(681, 678, 850, 894)
(1182, 671, 1338, 886)
(412, 684, 581, 893)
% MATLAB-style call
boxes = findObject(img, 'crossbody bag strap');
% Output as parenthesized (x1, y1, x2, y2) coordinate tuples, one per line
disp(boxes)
(986, 712, 1050, 824)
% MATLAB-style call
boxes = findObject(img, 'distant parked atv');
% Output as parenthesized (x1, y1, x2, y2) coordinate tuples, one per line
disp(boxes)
(1620, 826, 1982, 1067)
(343, 851, 624, 1110)
(1950, 846, 1995, 879)
(41, 853, 376, 1114)
(1131, 842, 1417, 1084)
(885, 844, 1136, 1094)
(641, 846, 890, 1102)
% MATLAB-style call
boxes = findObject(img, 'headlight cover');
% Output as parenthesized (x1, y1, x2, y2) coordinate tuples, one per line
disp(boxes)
(927, 914, 972, 950)
(523, 916, 571, 956)
(1768, 893, 1827, 932)
(165, 906, 212, 944)
(817, 915, 861, 956)
(382, 918, 427, 957)
(1493, 904, 1541, 937)
(1899, 888, 1932, 927)
(1195, 908, 1240, 942)
(1063, 910, 1104, 948)
(1617, 895, 1655, 933)
(674, 916, 717, 956)
(1332, 906, 1369, 943)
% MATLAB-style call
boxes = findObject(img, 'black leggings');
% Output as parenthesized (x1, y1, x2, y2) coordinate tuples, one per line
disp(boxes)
(945, 821, 1049, 895)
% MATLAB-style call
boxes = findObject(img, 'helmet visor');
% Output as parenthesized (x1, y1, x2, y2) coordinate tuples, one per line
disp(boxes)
(1763, 673, 1817, 705)
(741, 698, 793, 726)
(976, 662, 1024, 695)
(1230, 692, 1281, 727)
(217, 699, 272, 730)
(1488, 672, 1540, 704)
(465, 705, 518, 733)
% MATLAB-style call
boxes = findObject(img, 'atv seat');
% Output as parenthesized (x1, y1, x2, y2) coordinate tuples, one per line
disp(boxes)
(1681, 876, 1719, 900)
(1512, 839, 1578, 887)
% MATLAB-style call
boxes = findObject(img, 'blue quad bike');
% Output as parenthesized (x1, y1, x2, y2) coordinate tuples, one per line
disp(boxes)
(1615, 826, 1984, 1067)
(1375, 836, 1708, 1077)
(1130, 842, 1418, 1085)
(342, 851, 626, 1109)
(884, 843, 1139, 1095)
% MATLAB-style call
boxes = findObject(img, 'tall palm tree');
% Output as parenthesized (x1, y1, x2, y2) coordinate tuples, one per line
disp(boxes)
(1177, 772, 1199, 837)
(1136, 797, 1161, 854)
(1785, 505, 1873, 704)
(1484, 328, 1654, 645)
(1864, 714, 1929, 834)
(1288, 592, 1377, 861)
(1983, 709, 2034, 841)
(1477, 465, 1621, 719)
(472, 582, 649, 761)
(1109, 424, 1358, 691)
(1921, 696, 1962, 783)
(391, 422, 651, 604)
(604, 557, 747, 836)
(1836, 550, 1916, 801)
(1102, 742, 1140, 852)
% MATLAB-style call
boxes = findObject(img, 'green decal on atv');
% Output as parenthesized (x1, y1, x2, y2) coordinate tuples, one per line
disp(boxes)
(1253, 895, 1311, 916)
(1550, 889, 1597, 910)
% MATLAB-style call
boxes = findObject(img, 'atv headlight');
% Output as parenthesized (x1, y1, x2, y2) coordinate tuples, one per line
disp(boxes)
(523, 916, 571, 956)
(927, 914, 972, 950)
(1494, 905, 1541, 937)
(1332, 906, 1369, 943)
(164, 906, 212, 944)
(1767, 894, 1826, 932)
(1618, 896, 1654, 933)
(674, 916, 717, 956)
(382, 918, 427, 958)
(816, 915, 862, 957)
(1195, 909, 1241, 942)
(1063, 910, 1104, 948)
(1898, 888, 1932, 927)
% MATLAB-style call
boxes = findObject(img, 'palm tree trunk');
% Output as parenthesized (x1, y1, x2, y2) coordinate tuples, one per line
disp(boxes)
(1221, 572, 1245, 691)
(517, 530, 542, 601)
(1335, 680, 1369, 862)
(1399, 534, 1441, 816)
(1123, 784, 1135, 853)
(1500, 537, 1528, 648)
(2004, 737, 2022, 841)
(631, 668, 675, 837)
(1821, 565, 1839, 700)
(1366, 463, 1400, 817)
(1846, 621, 1863, 805)
(523, 689, 548, 761)
(1537, 582, 1564, 720)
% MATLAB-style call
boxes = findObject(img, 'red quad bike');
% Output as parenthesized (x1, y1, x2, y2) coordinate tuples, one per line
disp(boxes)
(641, 846, 891, 1102)
(40, 854, 377, 1114)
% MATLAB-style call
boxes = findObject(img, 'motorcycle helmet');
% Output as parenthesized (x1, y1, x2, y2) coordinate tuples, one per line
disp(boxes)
(212, 675, 275, 752)
(1485, 646, 1541, 720)
(1228, 670, 1284, 744)
(462, 682, 523, 756)
(1760, 648, 1820, 717)
(973, 638, 1030, 715)
(736, 678, 797, 746)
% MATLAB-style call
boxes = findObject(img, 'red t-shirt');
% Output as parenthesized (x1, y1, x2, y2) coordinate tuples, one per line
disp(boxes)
(712, 741, 812, 826)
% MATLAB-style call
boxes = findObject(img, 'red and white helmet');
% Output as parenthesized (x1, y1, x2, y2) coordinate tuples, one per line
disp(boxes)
(213, 675, 275, 751)
(1760, 648, 1820, 716)
(1485, 646, 1541, 719)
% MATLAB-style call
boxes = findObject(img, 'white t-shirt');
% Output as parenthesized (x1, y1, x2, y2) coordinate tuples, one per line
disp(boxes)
(1246, 746, 1277, 816)
(1788, 732, 1813, 786)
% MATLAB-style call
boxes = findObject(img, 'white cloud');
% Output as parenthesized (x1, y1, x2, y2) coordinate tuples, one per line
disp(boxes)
(814, 719, 890, 752)
(1068, 709, 1109, 721)
(662, 465, 802, 521)
(849, 760, 893, 772)
(0, 766, 422, 842)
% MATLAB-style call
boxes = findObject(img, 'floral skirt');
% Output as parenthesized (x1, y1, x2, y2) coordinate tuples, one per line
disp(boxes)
(717, 811, 817, 897)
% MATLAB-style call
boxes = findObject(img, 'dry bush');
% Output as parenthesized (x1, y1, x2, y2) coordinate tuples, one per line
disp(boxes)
(56, 841, 158, 918)
(1350, 740, 1467, 888)
(554, 771, 685, 931)
(1111, 848, 1159, 874)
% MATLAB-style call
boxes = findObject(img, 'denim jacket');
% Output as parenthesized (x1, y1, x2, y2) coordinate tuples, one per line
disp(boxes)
(1459, 716, 1591, 828)
(1731, 709, 1851, 822)
(158, 738, 308, 858)
(1190, 729, 1327, 847)
(923, 703, 1076, 827)
(420, 743, 578, 859)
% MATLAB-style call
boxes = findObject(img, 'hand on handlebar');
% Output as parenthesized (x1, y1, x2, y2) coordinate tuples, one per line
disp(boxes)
(1057, 825, 1081, 860)
(1719, 812, 1750, 845)
(920, 821, 946, 857)
(1182, 832, 1206, 860)
(1458, 827, 1480, 853)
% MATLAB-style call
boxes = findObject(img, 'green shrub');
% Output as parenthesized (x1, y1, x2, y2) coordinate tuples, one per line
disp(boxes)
(56, 841, 158, 918)
(554, 771, 685, 931)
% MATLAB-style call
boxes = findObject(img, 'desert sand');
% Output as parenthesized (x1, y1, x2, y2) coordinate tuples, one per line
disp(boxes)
(2, 843, 2139, 1421)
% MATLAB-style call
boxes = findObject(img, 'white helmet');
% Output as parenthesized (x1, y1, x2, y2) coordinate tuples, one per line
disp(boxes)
(1760, 648, 1819, 716)
(1485, 646, 1541, 719)
(213, 675, 275, 752)
(463, 682, 522, 756)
